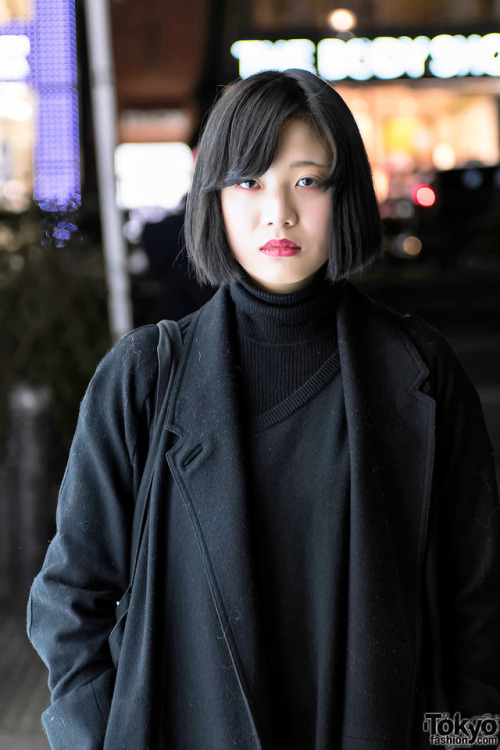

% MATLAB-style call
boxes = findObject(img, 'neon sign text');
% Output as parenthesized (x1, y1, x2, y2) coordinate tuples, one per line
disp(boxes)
(231, 33, 500, 81)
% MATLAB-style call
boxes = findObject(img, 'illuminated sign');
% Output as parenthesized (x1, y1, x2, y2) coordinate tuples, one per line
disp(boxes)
(231, 33, 500, 81)
(231, 40, 316, 78)
(0, 35, 30, 80)
(0, 0, 79, 212)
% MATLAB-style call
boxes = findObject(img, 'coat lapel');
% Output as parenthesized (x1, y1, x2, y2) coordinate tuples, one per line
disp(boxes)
(337, 282, 436, 744)
(164, 285, 266, 746)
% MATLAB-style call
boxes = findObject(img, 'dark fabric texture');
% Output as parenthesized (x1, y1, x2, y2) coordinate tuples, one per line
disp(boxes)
(247, 357, 348, 750)
(27, 281, 500, 750)
(230, 270, 347, 750)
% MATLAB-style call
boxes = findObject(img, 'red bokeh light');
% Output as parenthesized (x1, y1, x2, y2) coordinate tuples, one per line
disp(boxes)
(412, 185, 436, 207)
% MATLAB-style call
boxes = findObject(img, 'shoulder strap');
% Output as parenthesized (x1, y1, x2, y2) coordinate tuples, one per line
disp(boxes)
(129, 319, 183, 585)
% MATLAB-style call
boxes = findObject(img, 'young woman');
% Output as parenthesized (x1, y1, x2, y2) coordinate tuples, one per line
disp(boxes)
(28, 69, 500, 749)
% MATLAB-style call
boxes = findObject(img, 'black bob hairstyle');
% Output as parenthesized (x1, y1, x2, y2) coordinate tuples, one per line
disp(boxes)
(185, 68, 382, 286)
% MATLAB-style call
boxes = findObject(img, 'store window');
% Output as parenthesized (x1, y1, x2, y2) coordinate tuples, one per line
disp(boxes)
(0, 0, 31, 212)
(339, 81, 500, 206)
(0, 0, 79, 214)
(0, 82, 32, 212)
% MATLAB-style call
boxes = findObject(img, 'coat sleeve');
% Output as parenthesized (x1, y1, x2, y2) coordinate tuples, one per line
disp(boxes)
(426, 330, 500, 714)
(27, 324, 159, 749)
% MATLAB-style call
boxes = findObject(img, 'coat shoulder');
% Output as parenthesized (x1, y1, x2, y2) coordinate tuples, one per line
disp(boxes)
(385, 307, 459, 370)
(91, 324, 160, 400)
(348, 279, 491, 408)
(81, 324, 162, 464)
(345, 282, 474, 400)
(386, 309, 473, 396)
(100, 323, 160, 375)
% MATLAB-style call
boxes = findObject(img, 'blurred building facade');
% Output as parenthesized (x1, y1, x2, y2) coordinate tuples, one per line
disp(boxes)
(227, 0, 500, 215)
(0, 0, 498, 234)
(0, 0, 499, 220)
(247, 0, 499, 27)
(106, 0, 500, 254)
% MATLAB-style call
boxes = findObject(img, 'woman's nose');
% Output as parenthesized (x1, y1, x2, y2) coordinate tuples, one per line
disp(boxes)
(262, 190, 297, 227)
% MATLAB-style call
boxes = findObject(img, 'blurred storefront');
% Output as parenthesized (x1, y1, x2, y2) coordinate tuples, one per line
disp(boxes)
(108, 0, 221, 213)
(0, 0, 79, 215)
(224, 18, 500, 265)
(1, 0, 498, 220)
(228, 29, 500, 200)
(338, 69, 499, 202)
(0, 0, 32, 214)
(97, 0, 500, 271)
(101, 0, 500, 219)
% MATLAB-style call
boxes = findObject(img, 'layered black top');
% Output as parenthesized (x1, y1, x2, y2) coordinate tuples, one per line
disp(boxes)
(230, 271, 350, 748)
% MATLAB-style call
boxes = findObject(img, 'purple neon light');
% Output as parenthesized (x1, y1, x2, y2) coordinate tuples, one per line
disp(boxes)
(0, 0, 80, 211)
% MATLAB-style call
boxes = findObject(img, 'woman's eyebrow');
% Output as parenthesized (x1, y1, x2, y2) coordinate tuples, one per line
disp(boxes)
(290, 160, 329, 168)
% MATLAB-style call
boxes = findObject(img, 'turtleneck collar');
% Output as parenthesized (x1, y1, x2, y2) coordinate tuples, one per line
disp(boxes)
(229, 266, 339, 345)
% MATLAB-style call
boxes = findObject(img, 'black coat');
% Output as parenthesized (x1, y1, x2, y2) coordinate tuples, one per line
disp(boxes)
(28, 282, 500, 750)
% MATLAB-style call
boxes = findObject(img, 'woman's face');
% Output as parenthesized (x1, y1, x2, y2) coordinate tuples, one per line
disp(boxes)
(221, 118, 333, 294)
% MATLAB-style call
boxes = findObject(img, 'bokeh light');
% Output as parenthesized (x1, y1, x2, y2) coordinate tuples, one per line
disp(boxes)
(402, 235, 422, 256)
(413, 185, 436, 207)
(327, 9, 357, 32)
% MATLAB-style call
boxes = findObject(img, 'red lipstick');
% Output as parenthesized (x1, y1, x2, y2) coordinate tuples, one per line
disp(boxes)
(260, 239, 301, 257)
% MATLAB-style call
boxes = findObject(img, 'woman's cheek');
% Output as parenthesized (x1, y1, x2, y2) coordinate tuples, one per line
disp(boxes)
(306, 196, 332, 229)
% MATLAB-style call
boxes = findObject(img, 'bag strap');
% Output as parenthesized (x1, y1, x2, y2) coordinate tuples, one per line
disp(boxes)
(128, 319, 183, 586)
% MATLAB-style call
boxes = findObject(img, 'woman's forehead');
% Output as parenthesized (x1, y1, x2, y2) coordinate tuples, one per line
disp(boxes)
(273, 118, 334, 164)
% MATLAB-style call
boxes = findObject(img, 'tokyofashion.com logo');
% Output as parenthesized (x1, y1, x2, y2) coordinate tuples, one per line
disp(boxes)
(423, 712, 500, 746)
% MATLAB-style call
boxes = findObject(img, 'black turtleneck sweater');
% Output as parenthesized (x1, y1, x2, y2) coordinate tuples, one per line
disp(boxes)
(229, 270, 350, 750)
(229, 270, 339, 421)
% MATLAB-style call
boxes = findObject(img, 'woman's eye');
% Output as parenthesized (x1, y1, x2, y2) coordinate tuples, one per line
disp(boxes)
(297, 177, 318, 187)
(238, 179, 259, 189)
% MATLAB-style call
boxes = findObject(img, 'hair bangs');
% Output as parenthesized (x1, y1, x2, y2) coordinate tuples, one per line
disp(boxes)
(201, 75, 310, 192)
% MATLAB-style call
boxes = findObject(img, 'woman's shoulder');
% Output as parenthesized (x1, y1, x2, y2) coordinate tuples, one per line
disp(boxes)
(386, 307, 455, 357)
(345, 281, 458, 363)
(374, 301, 475, 401)
(387, 308, 461, 373)
(89, 315, 196, 412)
(346, 282, 470, 393)
(96, 323, 160, 382)
(82, 325, 163, 431)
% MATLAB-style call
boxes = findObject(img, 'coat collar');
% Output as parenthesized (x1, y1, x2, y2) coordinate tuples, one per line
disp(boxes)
(165, 281, 436, 745)
(166, 280, 431, 434)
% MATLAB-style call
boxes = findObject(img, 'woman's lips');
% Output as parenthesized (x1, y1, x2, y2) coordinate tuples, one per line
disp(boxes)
(260, 239, 301, 257)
